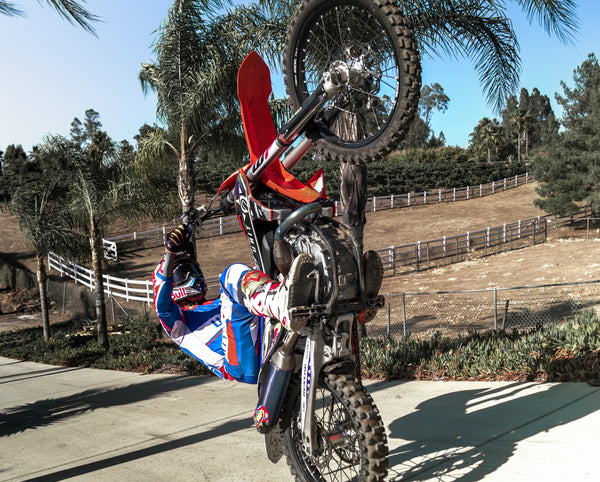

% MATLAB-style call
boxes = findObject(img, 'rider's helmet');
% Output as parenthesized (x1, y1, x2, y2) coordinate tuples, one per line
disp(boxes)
(171, 255, 207, 303)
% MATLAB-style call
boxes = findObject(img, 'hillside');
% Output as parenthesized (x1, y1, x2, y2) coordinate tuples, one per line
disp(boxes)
(2, 181, 599, 298)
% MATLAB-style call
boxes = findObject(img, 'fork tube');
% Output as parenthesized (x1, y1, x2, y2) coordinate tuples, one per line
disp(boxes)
(281, 137, 314, 170)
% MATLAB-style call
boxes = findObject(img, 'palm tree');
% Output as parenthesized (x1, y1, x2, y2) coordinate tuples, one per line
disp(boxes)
(68, 136, 154, 347)
(512, 111, 531, 162)
(138, 0, 255, 215)
(9, 148, 86, 340)
(0, 0, 99, 35)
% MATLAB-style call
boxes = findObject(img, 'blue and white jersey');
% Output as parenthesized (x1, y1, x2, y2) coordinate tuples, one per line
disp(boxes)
(153, 259, 261, 384)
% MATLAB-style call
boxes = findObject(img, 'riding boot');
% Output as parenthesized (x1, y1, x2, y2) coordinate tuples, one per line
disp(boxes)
(239, 254, 316, 331)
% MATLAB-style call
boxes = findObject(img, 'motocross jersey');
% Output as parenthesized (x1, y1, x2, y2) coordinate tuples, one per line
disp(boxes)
(153, 258, 261, 384)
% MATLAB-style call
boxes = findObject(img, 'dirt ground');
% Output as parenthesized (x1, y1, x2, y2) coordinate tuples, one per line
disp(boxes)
(2, 181, 600, 332)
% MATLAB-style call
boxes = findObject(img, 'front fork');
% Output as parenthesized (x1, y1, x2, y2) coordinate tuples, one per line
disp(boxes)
(299, 313, 355, 456)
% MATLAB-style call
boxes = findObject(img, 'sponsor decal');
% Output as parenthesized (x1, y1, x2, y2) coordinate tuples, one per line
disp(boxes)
(301, 348, 312, 417)
(254, 405, 269, 426)
(172, 287, 189, 300)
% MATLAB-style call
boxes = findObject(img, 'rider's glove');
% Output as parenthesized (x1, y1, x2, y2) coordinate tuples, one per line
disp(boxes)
(165, 224, 191, 253)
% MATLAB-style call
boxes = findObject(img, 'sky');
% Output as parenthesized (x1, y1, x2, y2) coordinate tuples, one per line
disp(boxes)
(1, 0, 600, 154)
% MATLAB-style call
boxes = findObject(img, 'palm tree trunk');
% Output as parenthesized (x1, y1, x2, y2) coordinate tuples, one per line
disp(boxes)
(178, 131, 195, 213)
(340, 162, 367, 250)
(517, 132, 521, 163)
(36, 254, 50, 340)
(340, 162, 367, 339)
(90, 215, 108, 347)
(487, 146, 492, 164)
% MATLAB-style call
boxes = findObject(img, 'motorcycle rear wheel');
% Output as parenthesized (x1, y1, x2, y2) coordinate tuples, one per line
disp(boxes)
(283, 0, 421, 164)
(282, 373, 388, 481)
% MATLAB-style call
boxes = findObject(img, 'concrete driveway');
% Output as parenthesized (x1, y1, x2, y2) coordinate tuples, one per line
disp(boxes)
(1, 356, 599, 481)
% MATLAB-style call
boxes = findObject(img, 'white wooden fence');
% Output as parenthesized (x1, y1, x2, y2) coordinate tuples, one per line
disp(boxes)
(48, 252, 221, 304)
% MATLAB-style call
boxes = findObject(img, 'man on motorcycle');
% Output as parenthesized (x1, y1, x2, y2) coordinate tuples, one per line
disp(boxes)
(153, 224, 315, 384)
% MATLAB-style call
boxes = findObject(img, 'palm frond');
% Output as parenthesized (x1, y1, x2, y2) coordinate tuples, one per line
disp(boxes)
(39, 0, 100, 36)
(0, 1, 24, 17)
(514, 0, 579, 45)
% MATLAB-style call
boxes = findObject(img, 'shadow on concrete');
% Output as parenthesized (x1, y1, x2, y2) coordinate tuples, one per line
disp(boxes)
(0, 373, 212, 437)
(382, 382, 600, 481)
(23, 416, 253, 482)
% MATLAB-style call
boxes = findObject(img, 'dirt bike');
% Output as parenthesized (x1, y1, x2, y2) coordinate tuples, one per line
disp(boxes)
(194, 1, 421, 480)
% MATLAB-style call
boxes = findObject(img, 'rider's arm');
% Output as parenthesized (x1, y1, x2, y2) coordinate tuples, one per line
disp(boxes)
(152, 251, 182, 334)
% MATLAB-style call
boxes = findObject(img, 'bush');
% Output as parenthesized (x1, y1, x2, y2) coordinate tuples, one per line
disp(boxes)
(360, 310, 600, 381)
(0, 317, 212, 376)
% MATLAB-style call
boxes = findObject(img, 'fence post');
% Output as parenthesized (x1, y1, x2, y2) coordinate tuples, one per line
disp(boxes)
(373, 196, 377, 212)
(416, 242, 421, 271)
(493, 288, 498, 330)
(480, 184, 483, 196)
(408, 192, 411, 206)
(391, 194, 394, 209)
(503, 178, 507, 190)
(387, 302, 391, 338)
(443, 236, 447, 257)
(390, 246, 396, 275)
(439, 189, 442, 203)
(402, 293, 407, 337)
(515, 174, 518, 187)
(467, 185, 470, 200)
(518, 220, 522, 238)
(424, 191, 427, 204)
(453, 188, 456, 202)
(492, 181, 495, 194)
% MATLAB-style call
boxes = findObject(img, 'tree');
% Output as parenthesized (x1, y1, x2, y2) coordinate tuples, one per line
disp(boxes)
(34, 110, 157, 347)
(511, 110, 530, 162)
(0, 0, 99, 34)
(138, 0, 253, 216)
(533, 53, 600, 216)
(9, 151, 85, 339)
(419, 83, 450, 126)
(469, 117, 502, 163)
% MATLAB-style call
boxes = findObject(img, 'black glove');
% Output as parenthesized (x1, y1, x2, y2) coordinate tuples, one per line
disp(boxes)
(166, 224, 191, 253)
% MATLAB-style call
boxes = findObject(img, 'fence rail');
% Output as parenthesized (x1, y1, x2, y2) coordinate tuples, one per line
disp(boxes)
(102, 173, 533, 261)
(48, 252, 221, 304)
(376, 216, 547, 275)
(365, 173, 531, 212)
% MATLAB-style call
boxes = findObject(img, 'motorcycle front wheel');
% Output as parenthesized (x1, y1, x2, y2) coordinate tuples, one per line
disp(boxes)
(284, 0, 421, 163)
(282, 373, 389, 481)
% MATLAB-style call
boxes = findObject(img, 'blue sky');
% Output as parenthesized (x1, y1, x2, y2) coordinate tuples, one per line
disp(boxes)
(1, 0, 599, 153)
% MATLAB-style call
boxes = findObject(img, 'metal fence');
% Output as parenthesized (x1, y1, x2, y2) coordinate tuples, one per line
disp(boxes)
(367, 280, 600, 339)
(376, 216, 548, 275)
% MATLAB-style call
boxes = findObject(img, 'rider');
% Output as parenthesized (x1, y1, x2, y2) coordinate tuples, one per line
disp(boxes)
(153, 224, 315, 383)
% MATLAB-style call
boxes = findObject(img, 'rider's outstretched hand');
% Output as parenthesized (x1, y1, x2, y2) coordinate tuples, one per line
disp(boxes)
(166, 224, 191, 253)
